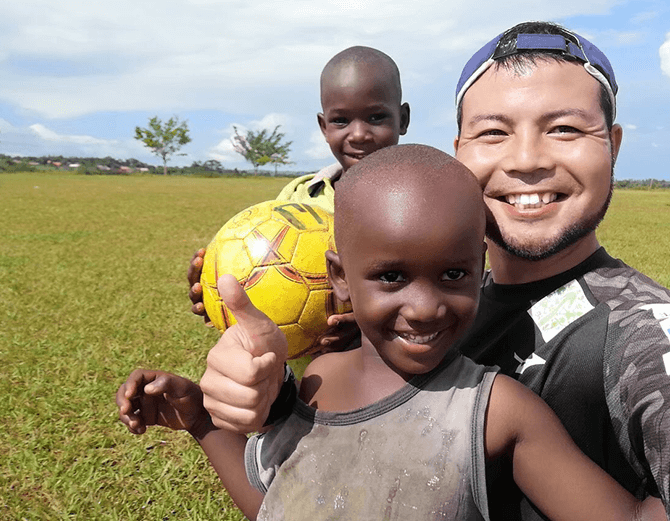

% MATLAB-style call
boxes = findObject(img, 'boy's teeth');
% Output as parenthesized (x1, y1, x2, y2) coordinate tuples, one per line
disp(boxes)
(505, 192, 557, 209)
(397, 331, 439, 344)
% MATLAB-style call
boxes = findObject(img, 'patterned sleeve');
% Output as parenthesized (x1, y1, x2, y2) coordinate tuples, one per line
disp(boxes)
(604, 303, 670, 514)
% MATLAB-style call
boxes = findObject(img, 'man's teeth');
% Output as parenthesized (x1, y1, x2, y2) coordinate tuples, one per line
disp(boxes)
(396, 331, 439, 344)
(505, 193, 558, 209)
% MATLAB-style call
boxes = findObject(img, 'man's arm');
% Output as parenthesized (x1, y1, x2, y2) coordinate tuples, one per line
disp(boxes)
(606, 306, 670, 515)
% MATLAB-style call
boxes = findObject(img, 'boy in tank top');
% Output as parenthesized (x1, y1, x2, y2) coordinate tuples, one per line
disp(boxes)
(117, 144, 664, 520)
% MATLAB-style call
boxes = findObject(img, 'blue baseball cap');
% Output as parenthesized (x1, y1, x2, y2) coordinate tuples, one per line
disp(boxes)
(455, 28, 618, 119)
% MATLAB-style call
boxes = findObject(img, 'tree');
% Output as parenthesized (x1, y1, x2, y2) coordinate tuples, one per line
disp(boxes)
(269, 151, 293, 176)
(231, 125, 292, 174)
(203, 159, 224, 173)
(134, 116, 191, 175)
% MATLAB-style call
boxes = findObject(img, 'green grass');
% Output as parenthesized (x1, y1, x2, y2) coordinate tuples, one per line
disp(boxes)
(0, 172, 287, 520)
(1, 172, 669, 520)
(597, 188, 670, 288)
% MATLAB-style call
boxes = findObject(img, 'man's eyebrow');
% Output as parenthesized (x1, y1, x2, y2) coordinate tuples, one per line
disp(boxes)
(466, 113, 513, 126)
(466, 108, 594, 126)
(540, 108, 592, 121)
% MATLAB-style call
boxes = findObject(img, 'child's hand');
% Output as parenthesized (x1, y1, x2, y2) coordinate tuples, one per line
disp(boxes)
(316, 311, 359, 352)
(200, 274, 289, 433)
(187, 248, 211, 325)
(116, 369, 211, 436)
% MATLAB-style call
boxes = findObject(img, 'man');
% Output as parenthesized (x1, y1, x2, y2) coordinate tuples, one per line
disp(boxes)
(451, 21, 670, 519)
(199, 21, 670, 518)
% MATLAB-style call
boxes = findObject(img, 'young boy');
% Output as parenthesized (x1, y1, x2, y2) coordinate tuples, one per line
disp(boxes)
(188, 45, 410, 340)
(117, 145, 665, 521)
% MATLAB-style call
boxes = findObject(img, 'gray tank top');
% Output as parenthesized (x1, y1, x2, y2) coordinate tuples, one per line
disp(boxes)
(246, 354, 497, 520)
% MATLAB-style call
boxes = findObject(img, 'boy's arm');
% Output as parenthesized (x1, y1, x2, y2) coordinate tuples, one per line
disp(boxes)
(116, 369, 210, 434)
(116, 369, 264, 520)
(193, 427, 264, 520)
(486, 375, 666, 521)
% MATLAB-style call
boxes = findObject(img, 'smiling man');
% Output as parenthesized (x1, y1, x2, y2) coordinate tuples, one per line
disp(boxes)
(453, 21, 670, 519)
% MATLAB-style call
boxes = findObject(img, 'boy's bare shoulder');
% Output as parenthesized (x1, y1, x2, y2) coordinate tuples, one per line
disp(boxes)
(298, 350, 359, 406)
(485, 373, 567, 459)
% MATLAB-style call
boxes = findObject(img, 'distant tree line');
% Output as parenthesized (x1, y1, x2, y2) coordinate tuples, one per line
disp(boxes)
(3, 150, 665, 185)
(614, 179, 670, 189)
(0, 154, 305, 177)
(0, 154, 155, 175)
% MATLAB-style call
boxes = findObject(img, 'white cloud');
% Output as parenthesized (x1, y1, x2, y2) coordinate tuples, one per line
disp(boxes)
(249, 114, 293, 134)
(207, 114, 293, 164)
(0, 0, 624, 119)
(612, 31, 643, 45)
(625, 124, 637, 130)
(304, 130, 331, 160)
(631, 11, 658, 24)
(208, 124, 246, 164)
(5, 0, 661, 177)
(0, 121, 148, 160)
(660, 33, 670, 78)
(583, 29, 644, 47)
(0, 118, 18, 133)
(29, 124, 110, 145)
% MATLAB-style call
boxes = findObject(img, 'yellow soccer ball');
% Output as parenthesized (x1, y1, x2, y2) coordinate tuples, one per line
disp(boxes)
(201, 200, 350, 360)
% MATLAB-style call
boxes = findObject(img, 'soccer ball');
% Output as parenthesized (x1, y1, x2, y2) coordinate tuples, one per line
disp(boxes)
(200, 200, 351, 359)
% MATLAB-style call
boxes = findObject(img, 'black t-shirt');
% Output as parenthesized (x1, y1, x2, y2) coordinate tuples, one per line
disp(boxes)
(458, 248, 670, 519)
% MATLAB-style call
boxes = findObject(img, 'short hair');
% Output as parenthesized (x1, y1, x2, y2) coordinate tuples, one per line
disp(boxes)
(456, 21, 614, 133)
(334, 144, 483, 249)
(321, 46, 402, 103)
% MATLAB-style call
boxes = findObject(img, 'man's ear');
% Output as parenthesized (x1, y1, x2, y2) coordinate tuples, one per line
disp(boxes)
(399, 102, 410, 136)
(610, 123, 623, 165)
(317, 113, 327, 137)
(325, 250, 349, 303)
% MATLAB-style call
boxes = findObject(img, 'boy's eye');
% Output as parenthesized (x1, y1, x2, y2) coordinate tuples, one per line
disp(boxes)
(379, 271, 405, 283)
(331, 117, 348, 126)
(369, 113, 388, 124)
(442, 269, 466, 281)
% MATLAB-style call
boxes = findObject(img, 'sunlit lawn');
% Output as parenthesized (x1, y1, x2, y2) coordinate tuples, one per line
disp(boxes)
(1, 172, 288, 520)
(1, 171, 668, 520)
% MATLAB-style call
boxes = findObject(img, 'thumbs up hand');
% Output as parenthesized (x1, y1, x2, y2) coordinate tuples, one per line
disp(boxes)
(200, 274, 288, 433)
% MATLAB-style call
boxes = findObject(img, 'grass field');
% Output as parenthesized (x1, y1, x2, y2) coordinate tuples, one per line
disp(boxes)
(1, 172, 669, 520)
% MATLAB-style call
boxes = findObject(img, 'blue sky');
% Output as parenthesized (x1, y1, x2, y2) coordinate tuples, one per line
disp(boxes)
(0, 0, 668, 179)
